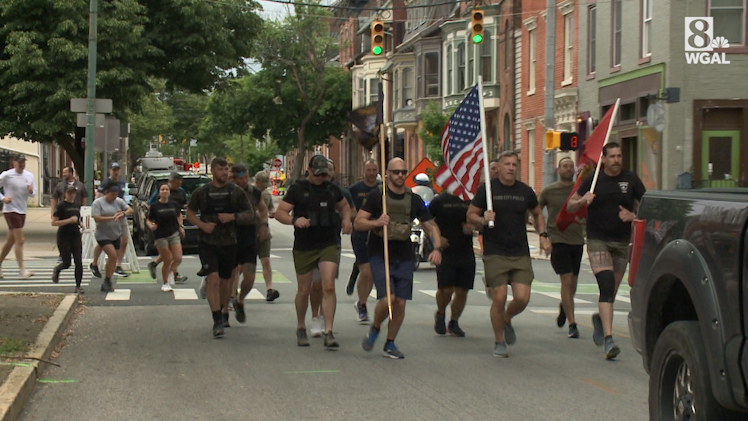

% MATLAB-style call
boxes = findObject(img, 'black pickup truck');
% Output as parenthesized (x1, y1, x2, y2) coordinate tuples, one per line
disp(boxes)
(628, 189, 748, 420)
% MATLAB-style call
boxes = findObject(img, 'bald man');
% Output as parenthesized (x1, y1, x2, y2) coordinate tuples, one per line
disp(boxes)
(355, 158, 442, 359)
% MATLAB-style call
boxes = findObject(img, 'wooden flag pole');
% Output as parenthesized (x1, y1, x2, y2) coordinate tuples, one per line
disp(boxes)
(590, 98, 621, 193)
(378, 74, 393, 320)
(476, 76, 494, 228)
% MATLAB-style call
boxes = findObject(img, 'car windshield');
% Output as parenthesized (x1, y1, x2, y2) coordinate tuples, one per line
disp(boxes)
(154, 177, 211, 202)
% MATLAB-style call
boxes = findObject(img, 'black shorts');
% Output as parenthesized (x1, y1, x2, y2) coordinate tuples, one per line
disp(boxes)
(236, 240, 258, 266)
(436, 258, 476, 290)
(97, 238, 121, 250)
(198, 242, 237, 280)
(550, 243, 584, 276)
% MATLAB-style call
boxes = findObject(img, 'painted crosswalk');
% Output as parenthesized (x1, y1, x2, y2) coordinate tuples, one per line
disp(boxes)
(100, 287, 271, 301)
(0, 260, 89, 288)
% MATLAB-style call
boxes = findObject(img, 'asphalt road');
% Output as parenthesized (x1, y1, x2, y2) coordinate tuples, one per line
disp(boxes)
(18, 220, 650, 420)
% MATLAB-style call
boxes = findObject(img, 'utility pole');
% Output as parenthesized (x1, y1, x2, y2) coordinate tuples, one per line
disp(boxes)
(84, 0, 98, 201)
(543, 0, 557, 188)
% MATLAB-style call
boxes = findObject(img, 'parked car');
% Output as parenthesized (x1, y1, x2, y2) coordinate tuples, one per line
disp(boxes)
(123, 182, 136, 219)
(627, 188, 748, 420)
(130, 171, 211, 255)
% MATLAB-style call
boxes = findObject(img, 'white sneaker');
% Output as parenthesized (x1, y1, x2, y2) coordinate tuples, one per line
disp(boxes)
(20, 270, 34, 280)
(310, 317, 324, 338)
(199, 277, 207, 299)
(167, 273, 176, 289)
(161, 283, 173, 292)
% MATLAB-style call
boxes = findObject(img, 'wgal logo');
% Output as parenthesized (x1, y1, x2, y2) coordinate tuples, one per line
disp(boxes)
(685, 17, 731, 64)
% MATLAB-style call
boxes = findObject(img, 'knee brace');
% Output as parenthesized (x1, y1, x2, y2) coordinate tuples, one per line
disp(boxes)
(595, 270, 616, 303)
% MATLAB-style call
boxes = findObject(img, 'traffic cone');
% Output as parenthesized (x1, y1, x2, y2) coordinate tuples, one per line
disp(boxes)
(272, 181, 279, 196)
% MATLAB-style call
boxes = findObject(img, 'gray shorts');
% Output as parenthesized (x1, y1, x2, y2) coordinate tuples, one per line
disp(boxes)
(154, 232, 181, 249)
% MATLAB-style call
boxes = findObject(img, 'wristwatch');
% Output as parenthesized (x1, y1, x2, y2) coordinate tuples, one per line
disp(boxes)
(539, 232, 549, 238)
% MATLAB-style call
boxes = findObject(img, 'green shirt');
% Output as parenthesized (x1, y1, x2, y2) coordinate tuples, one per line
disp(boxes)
(537, 181, 585, 245)
(187, 182, 252, 246)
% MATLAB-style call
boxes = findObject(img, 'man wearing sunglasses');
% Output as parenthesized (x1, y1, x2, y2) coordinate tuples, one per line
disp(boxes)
(276, 155, 352, 349)
(356, 158, 442, 359)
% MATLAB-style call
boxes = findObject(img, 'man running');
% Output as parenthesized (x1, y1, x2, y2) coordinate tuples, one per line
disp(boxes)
(51, 166, 87, 213)
(467, 150, 550, 358)
(92, 181, 134, 292)
(567, 142, 646, 359)
(229, 163, 268, 325)
(275, 155, 351, 349)
(345, 159, 380, 323)
(186, 158, 254, 338)
(91, 162, 129, 278)
(429, 190, 476, 337)
(147, 172, 188, 284)
(0, 154, 36, 279)
(357, 158, 442, 359)
(538, 157, 585, 339)
(255, 171, 279, 302)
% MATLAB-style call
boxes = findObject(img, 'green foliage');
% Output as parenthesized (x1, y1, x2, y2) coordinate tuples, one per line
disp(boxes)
(416, 101, 453, 167)
(224, 135, 280, 174)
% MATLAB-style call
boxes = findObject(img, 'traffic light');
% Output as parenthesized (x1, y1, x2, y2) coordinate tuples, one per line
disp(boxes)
(560, 132, 579, 151)
(545, 130, 560, 150)
(471, 9, 484, 44)
(371, 21, 385, 55)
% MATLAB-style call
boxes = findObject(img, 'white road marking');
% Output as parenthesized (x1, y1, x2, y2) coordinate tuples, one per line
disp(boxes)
(105, 289, 131, 300)
(247, 289, 266, 300)
(173, 289, 198, 300)
(341, 253, 356, 259)
(532, 291, 593, 304)
(529, 308, 628, 316)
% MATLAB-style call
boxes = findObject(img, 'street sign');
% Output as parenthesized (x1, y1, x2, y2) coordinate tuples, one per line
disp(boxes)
(70, 98, 113, 113)
(76, 113, 105, 128)
(272, 158, 282, 169)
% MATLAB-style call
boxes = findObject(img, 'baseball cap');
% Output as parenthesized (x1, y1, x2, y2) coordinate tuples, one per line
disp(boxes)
(103, 180, 121, 193)
(309, 155, 329, 176)
(14, 154, 26, 162)
(168, 171, 183, 180)
(110, 162, 121, 169)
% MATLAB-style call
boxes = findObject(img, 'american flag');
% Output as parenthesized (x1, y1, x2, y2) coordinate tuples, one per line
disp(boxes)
(434, 85, 484, 200)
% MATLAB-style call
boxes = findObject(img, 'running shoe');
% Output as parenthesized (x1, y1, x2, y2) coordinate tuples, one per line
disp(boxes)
(592, 313, 604, 347)
(346, 264, 358, 296)
(503, 322, 517, 345)
(20, 270, 34, 280)
(115, 266, 128, 277)
(75, 286, 85, 295)
(296, 328, 310, 346)
(101, 277, 114, 292)
(52, 269, 60, 284)
(557, 302, 566, 327)
(266, 289, 280, 302)
(434, 312, 447, 335)
(604, 337, 621, 360)
(174, 274, 188, 284)
(324, 332, 339, 350)
(213, 320, 224, 338)
(90, 263, 101, 278)
(361, 327, 379, 352)
(355, 301, 369, 323)
(234, 299, 246, 324)
(493, 341, 508, 358)
(383, 342, 404, 359)
(447, 320, 465, 337)
(310, 317, 324, 338)
(568, 323, 580, 339)
(148, 261, 158, 279)
(161, 283, 173, 292)
(167, 274, 176, 289)
(196, 267, 207, 277)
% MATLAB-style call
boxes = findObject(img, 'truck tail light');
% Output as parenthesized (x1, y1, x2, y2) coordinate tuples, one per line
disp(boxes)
(628, 219, 646, 287)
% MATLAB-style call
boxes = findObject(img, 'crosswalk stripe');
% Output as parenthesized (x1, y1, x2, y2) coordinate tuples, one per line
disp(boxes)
(0, 283, 89, 288)
(173, 289, 198, 300)
(105, 289, 131, 300)
(532, 291, 593, 304)
(247, 289, 265, 300)
(529, 308, 629, 317)
(341, 253, 356, 259)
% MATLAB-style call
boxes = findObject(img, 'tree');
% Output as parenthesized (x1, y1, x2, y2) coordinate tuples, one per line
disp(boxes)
(0, 0, 262, 178)
(416, 101, 453, 167)
(252, 4, 352, 181)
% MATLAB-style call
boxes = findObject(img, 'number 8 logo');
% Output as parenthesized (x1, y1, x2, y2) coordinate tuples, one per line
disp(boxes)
(688, 19, 711, 49)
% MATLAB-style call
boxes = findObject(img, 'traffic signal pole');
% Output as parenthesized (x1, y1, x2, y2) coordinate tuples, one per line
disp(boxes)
(542, 0, 557, 188)
(84, 0, 98, 201)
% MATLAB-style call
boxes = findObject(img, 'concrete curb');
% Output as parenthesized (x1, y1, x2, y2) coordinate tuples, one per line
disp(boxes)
(0, 294, 78, 421)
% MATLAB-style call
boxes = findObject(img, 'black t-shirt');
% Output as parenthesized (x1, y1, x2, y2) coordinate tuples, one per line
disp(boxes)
(348, 181, 379, 240)
(148, 200, 181, 239)
(429, 192, 474, 261)
(283, 180, 345, 251)
(237, 186, 262, 246)
(361, 187, 431, 261)
(53, 201, 81, 238)
(576, 169, 646, 242)
(471, 179, 538, 257)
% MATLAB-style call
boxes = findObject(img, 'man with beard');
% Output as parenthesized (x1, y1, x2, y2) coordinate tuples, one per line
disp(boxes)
(538, 157, 585, 339)
(567, 143, 646, 359)
(51, 166, 88, 212)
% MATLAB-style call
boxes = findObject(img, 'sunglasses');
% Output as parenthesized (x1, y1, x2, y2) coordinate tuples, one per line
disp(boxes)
(389, 169, 408, 175)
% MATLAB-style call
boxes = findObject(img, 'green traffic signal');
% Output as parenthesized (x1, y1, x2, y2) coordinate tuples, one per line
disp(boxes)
(373, 46, 383, 55)
(472, 34, 483, 44)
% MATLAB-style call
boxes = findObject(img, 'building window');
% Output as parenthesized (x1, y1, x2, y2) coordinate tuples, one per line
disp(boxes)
(563, 14, 573, 83)
(416, 56, 422, 98)
(394, 70, 400, 109)
(468, 41, 474, 87)
(425, 52, 439, 97)
(710, 0, 746, 46)
(369, 79, 379, 105)
(358, 78, 365, 107)
(528, 29, 536, 93)
(528, 129, 535, 188)
(403, 67, 414, 106)
(482, 30, 492, 82)
(612, 0, 622, 67)
(457, 43, 465, 91)
(641, 0, 652, 57)
(447, 45, 453, 94)
(588, 6, 596, 74)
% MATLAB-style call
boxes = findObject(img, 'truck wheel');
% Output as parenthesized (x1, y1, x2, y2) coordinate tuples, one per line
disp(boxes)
(649, 321, 741, 421)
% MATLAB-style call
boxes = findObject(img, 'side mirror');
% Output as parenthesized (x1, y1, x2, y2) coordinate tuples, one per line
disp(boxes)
(129, 188, 138, 196)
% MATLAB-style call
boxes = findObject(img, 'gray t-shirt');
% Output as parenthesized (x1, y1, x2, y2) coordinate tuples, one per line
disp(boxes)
(538, 181, 585, 245)
(92, 197, 129, 241)
(53, 180, 88, 206)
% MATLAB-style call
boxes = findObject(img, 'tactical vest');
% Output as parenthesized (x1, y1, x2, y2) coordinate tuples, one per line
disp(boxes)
(242, 184, 260, 226)
(203, 183, 236, 216)
(373, 188, 412, 241)
(298, 180, 337, 228)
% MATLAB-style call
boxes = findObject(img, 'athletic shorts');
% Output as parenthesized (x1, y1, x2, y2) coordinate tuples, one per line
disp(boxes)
(199, 242, 237, 280)
(236, 240, 258, 266)
(587, 239, 629, 273)
(436, 258, 476, 290)
(154, 232, 181, 249)
(312, 246, 342, 282)
(550, 243, 584, 276)
(257, 237, 271, 259)
(96, 238, 121, 250)
(351, 233, 369, 265)
(370, 255, 414, 300)
(482, 255, 534, 288)
(3, 212, 26, 230)
(292, 244, 340, 275)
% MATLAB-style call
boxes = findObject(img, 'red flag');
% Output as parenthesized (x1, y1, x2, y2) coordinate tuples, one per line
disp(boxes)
(556, 105, 616, 232)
